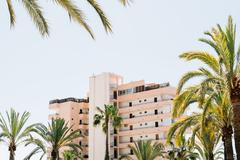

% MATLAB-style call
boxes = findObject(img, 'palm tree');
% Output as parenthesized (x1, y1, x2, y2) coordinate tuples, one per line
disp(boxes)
(175, 16, 239, 158)
(25, 118, 82, 160)
(167, 114, 223, 160)
(0, 108, 36, 160)
(93, 104, 122, 160)
(5, 0, 129, 37)
(173, 84, 234, 160)
(120, 140, 165, 160)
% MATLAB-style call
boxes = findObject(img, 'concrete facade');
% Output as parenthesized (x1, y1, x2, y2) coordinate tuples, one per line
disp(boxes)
(48, 72, 176, 160)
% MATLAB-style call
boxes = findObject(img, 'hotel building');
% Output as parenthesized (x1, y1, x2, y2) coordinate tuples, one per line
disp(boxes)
(49, 72, 176, 160)
(48, 98, 89, 159)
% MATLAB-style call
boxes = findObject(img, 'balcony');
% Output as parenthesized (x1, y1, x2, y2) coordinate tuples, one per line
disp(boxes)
(119, 99, 172, 110)
(118, 139, 166, 148)
(122, 113, 171, 125)
(119, 126, 169, 137)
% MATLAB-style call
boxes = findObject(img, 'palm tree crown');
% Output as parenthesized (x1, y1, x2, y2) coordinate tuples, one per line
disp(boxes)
(0, 108, 36, 160)
(120, 140, 165, 160)
(5, 0, 130, 37)
(25, 118, 82, 160)
(93, 104, 122, 160)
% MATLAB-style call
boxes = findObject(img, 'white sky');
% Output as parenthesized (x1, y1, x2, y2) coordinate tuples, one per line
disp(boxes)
(0, 0, 239, 159)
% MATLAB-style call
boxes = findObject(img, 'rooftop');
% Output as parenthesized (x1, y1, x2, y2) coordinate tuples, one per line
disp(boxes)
(49, 97, 89, 104)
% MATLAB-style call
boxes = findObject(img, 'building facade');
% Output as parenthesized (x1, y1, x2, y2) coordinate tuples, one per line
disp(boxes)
(48, 72, 176, 160)
(49, 98, 89, 159)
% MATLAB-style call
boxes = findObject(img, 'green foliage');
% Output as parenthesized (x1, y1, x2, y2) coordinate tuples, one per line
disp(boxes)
(0, 108, 37, 160)
(24, 118, 82, 160)
(120, 140, 165, 160)
(5, 0, 130, 37)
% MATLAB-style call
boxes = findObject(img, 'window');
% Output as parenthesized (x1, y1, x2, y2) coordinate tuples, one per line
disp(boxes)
(79, 120, 82, 125)
(79, 109, 83, 114)
(139, 100, 142, 103)
(114, 129, 117, 134)
(114, 138, 117, 146)
(161, 119, 163, 122)
(144, 111, 147, 113)
(154, 97, 158, 102)
(129, 102, 132, 107)
(130, 137, 133, 142)
(130, 125, 133, 130)
(155, 122, 159, 127)
(145, 123, 148, 125)
(144, 99, 147, 102)
(156, 134, 159, 140)
(129, 114, 133, 118)
(79, 141, 82, 146)
(140, 124, 142, 126)
(113, 91, 117, 99)
(130, 149, 134, 155)
(155, 109, 158, 115)
(72, 118, 74, 120)
(114, 149, 118, 158)
(161, 111, 163, 114)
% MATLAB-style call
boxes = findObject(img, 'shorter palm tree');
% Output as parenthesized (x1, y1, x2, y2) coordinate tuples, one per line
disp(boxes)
(25, 118, 82, 160)
(166, 139, 199, 160)
(63, 150, 78, 160)
(93, 104, 122, 160)
(120, 140, 165, 160)
(0, 108, 36, 160)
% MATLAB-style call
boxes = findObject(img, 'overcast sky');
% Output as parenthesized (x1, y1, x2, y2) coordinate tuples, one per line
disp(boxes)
(0, 0, 239, 159)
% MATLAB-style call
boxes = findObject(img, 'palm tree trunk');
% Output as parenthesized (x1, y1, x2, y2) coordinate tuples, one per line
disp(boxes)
(105, 120, 110, 160)
(9, 144, 16, 160)
(51, 150, 57, 160)
(231, 96, 240, 159)
(9, 150, 14, 160)
(208, 153, 214, 160)
(222, 126, 234, 160)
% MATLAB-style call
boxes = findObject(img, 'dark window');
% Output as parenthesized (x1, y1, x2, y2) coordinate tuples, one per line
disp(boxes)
(130, 125, 133, 130)
(114, 149, 118, 158)
(83, 155, 88, 158)
(79, 141, 82, 146)
(130, 114, 133, 118)
(161, 119, 163, 122)
(72, 118, 74, 120)
(144, 99, 147, 102)
(156, 134, 159, 140)
(139, 100, 142, 103)
(129, 102, 132, 107)
(155, 109, 158, 115)
(114, 138, 117, 146)
(114, 129, 117, 134)
(155, 122, 159, 127)
(130, 149, 134, 155)
(130, 137, 133, 142)
(79, 120, 82, 124)
(79, 109, 83, 114)
(154, 97, 158, 102)
(161, 111, 163, 114)
(113, 91, 117, 99)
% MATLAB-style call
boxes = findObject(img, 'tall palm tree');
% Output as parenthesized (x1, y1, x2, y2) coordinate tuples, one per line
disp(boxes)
(0, 108, 36, 160)
(25, 118, 82, 160)
(5, 0, 129, 37)
(167, 114, 223, 160)
(120, 140, 165, 160)
(93, 104, 122, 160)
(173, 84, 234, 160)
(175, 16, 240, 158)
